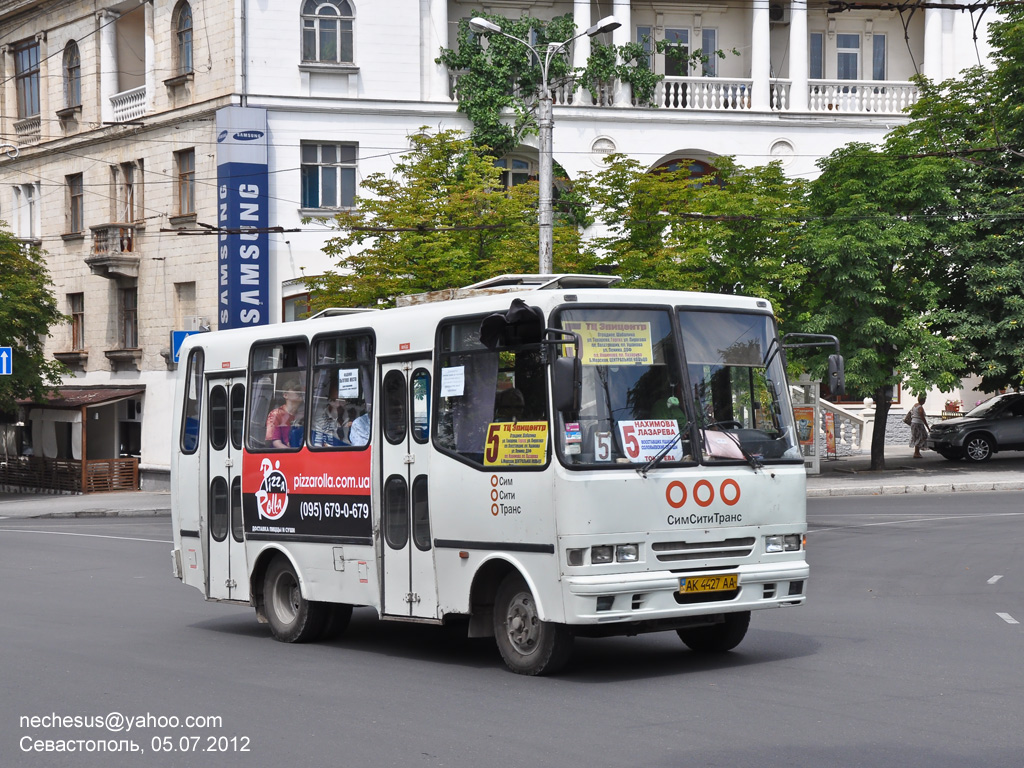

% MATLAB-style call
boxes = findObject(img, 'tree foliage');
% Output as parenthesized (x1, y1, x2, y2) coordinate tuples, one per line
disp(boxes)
(305, 129, 583, 310)
(0, 227, 66, 417)
(573, 154, 809, 318)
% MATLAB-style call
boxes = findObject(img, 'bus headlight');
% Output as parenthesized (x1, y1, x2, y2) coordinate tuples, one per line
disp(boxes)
(591, 545, 614, 564)
(615, 544, 639, 563)
(566, 548, 585, 567)
(765, 534, 804, 553)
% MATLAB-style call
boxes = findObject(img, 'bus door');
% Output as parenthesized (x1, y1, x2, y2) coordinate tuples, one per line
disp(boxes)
(379, 360, 438, 619)
(206, 376, 247, 601)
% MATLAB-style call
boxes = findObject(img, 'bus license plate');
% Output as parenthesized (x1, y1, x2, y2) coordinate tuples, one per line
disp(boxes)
(680, 574, 738, 594)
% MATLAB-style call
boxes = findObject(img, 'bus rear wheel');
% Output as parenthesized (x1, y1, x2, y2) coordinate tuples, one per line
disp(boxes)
(493, 574, 573, 676)
(677, 611, 750, 653)
(263, 556, 327, 643)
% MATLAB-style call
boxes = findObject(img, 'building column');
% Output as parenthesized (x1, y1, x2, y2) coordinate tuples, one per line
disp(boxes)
(750, 0, 772, 111)
(789, 0, 809, 111)
(421, 0, 449, 101)
(36, 33, 49, 139)
(922, 2, 943, 81)
(97, 10, 119, 123)
(144, 1, 155, 112)
(573, 0, 591, 71)
(1, 46, 14, 138)
(612, 0, 631, 105)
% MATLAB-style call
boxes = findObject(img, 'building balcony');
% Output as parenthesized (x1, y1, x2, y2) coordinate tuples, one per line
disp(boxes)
(86, 224, 139, 279)
(110, 86, 146, 122)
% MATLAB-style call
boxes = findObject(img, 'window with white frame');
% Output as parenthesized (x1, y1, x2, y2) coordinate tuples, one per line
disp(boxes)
(663, 29, 690, 77)
(837, 33, 860, 80)
(810, 33, 824, 79)
(14, 41, 40, 118)
(872, 34, 886, 80)
(174, 2, 194, 75)
(494, 157, 533, 188)
(302, 0, 355, 64)
(636, 26, 653, 71)
(700, 28, 717, 77)
(67, 174, 84, 234)
(301, 142, 357, 208)
(63, 41, 81, 109)
(12, 183, 41, 241)
(113, 162, 141, 223)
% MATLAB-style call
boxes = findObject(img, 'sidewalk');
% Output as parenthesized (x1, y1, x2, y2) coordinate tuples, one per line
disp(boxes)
(0, 490, 170, 520)
(807, 445, 1024, 497)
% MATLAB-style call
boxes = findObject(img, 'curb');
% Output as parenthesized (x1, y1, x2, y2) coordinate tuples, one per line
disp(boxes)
(29, 509, 171, 519)
(807, 481, 1024, 498)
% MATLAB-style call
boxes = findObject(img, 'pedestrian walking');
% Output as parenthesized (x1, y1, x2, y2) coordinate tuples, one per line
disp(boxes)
(910, 395, 930, 458)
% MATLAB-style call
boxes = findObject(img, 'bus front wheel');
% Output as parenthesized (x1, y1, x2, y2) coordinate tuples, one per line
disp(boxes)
(263, 556, 327, 643)
(493, 574, 573, 676)
(677, 611, 750, 653)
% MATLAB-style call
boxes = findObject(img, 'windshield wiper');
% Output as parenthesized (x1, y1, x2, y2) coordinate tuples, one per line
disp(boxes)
(636, 431, 685, 478)
(702, 422, 763, 474)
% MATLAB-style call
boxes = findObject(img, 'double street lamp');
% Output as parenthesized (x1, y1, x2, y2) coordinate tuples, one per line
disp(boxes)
(468, 15, 621, 275)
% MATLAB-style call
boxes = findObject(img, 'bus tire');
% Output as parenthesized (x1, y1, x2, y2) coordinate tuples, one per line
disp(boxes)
(677, 611, 750, 653)
(493, 573, 573, 676)
(263, 556, 326, 643)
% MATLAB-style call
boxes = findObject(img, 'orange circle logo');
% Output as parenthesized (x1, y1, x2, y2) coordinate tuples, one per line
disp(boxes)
(665, 481, 687, 509)
(693, 480, 715, 507)
(720, 479, 740, 506)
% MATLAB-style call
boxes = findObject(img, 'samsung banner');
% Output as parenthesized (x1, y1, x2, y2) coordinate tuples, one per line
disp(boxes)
(216, 107, 269, 329)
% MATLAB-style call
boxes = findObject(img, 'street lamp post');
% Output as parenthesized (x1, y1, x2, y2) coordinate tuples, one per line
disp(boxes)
(468, 16, 620, 275)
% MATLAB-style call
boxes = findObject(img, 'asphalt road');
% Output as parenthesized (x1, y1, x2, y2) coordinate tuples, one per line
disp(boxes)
(2, 491, 1022, 768)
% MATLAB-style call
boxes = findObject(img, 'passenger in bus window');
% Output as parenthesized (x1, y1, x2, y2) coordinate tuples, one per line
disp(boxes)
(312, 397, 345, 447)
(266, 377, 305, 449)
(348, 411, 371, 446)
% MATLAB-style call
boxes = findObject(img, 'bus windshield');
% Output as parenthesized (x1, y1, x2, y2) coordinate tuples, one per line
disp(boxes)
(555, 307, 800, 467)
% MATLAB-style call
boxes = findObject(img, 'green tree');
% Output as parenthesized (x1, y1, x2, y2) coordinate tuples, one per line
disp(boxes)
(791, 142, 964, 469)
(884, 11, 1024, 393)
(573, 154, 809, 317)
(305, 129, 583, 310)
(0, 227, 67, 416)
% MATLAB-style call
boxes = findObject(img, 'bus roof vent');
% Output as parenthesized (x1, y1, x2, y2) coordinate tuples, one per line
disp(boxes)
(464, 274, 622, 291)
(306, 307, 380, 319)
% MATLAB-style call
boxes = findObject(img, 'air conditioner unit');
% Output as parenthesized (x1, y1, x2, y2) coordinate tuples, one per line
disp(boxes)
(184, 315, 206, 331)
(769, 3, 791, 24)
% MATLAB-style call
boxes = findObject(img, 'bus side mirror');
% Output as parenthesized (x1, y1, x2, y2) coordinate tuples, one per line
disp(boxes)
(828, 354, 846, 396)
(552, 356, 581, 413)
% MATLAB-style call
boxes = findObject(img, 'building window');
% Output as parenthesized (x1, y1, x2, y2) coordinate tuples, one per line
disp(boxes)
(174, 2, 194, 75)
(837, 33, 860, 80)
(301, 142, 357, 208)
(283, 293, 311, 322)
(872, 34, 887, 80)
(302, 0, 354, 64)
(636, 26, 653, 71)
(494, 158, 533, 188)
(176, 149, 195, 215)
(67, 174, 84, 234)
(663, 29, 690, 77)
(14, 41, 41, 118)
(700, 28, 718, 77)
(69, 293, 85, 351)
(63, 41, 81, 108)
(120, 288, 139, 348)
(810, 33, 824, 79)
(13, 183, 40, 241)
(113, 162, 141, 223)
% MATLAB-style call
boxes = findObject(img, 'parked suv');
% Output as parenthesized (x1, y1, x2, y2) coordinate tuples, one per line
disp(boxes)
(927, 393, 1024, 462)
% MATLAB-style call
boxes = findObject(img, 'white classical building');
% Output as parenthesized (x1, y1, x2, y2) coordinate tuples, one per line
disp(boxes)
(0, 0, 994, 490)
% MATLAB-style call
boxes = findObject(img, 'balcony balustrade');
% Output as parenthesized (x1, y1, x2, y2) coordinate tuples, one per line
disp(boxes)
(110, 86, 147, 122)
(86, 223, 140, 279)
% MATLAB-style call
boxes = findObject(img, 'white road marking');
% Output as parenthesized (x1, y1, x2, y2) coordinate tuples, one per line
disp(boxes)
(0, 529, 169, 544)
(988, 575, 1004, 584)
(808, 511, 1024, 535)
(996, 613, 1018, 625)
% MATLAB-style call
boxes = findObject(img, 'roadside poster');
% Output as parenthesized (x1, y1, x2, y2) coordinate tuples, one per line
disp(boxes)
(793, 406, 816, 446)
(825, 412, 836, 455)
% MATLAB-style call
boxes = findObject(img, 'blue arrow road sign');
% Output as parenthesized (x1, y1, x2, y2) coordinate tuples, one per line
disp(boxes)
(171, 331, 202, 364)
(0, 347, 11, 376)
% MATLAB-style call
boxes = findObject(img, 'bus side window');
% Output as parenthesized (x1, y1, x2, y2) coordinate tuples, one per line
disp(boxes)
(180, 349, 204, 454)
(246, 374, 274, 450)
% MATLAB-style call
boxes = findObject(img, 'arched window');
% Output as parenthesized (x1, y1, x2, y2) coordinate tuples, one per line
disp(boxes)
(302, 0, 354, 64)
(652, 157, 724, 188)
(174, 2, 193, 75)
(63, 41, 81, 109)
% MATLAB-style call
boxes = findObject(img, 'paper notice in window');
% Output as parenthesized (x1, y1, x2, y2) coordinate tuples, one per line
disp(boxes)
(441, 366, 465, 397)
(562, 321, 654, 366)
(337, 368, 360, 398)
